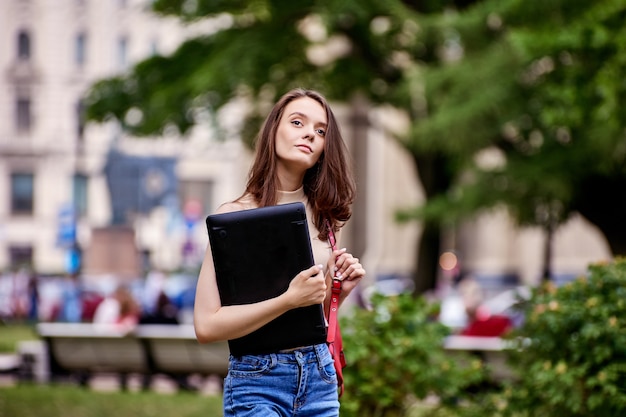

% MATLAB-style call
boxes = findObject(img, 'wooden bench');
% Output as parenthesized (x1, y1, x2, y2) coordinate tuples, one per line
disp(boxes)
(36, 322, 229, 389)
(36, 324, 514, 389)
(0, 354, 20, 375)
(135, 324, 229, 377)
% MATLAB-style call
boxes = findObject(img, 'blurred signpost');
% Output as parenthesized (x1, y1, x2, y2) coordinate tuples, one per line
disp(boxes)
(57, 204, 76, 248)
(57, 203, 81, 274)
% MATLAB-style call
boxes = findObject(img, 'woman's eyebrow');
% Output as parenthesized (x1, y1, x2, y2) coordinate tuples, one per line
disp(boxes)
(288, 111, 307, 119)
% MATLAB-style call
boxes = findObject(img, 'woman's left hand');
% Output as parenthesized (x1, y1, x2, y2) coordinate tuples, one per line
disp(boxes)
(329, 248, 365, 295)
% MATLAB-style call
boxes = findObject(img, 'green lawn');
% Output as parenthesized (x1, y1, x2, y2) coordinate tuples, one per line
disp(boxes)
(0, 384, 445, 417)
(0, 323, 38, 353)
(0, 384, 223, 417)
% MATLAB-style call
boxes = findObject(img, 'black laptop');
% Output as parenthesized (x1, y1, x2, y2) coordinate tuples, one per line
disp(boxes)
(206, 202, 327, 356)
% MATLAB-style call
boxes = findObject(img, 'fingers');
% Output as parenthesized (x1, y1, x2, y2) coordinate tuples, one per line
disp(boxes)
(307, 264, 325, 278)
(291, 264, 327, 306)
(332, 249, 365, 282)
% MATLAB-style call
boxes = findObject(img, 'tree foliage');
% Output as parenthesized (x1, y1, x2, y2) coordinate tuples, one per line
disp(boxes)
(85, 0, 467, 292)
(86, 0, 427, 138)
(84, 0, 626, 292)
(402, 0, 626, 256)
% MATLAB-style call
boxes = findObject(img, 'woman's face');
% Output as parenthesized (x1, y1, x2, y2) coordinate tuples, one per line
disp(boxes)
(275, 96, 327, 174)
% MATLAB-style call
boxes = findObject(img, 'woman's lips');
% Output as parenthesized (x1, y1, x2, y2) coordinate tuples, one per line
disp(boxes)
(296, 144, 313, 153)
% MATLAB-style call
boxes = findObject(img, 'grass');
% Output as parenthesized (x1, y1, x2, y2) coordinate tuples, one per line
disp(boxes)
(0, 323, 38, 353)
(0, 384, 448, 417)
(0, 384, 223, 417)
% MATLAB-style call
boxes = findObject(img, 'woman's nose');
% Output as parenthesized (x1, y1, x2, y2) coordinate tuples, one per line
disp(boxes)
(304, 127, 315, 141)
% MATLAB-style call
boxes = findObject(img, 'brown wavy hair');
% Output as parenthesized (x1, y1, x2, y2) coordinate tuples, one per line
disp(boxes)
(241, 88, 356, 241)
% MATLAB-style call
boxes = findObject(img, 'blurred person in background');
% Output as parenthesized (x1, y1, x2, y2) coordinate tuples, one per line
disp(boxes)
(27, 272, 39, 322)
(139, 290, 178, 325)
(460, 277, 513, 337)
(93, 284, 140, 332)
(91, 284, 141, 390)
(59, 273, 82, 323)
(7, 267, 29, 321)
(142, 269, 167, 316)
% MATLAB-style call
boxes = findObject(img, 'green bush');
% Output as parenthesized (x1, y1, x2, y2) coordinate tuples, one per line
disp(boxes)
(339, 292, 487, 417)
(464, 258, 626, 416)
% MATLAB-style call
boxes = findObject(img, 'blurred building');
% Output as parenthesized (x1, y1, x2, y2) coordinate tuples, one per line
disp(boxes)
(0, 0, 612, 294)
(0, 0, 251, 280)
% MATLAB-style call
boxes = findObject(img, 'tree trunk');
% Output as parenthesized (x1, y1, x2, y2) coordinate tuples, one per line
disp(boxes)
(410, 152, 454, 294)
(414, 220, 441, 294)
(541, 223, 553, 282)
(575, 174, 626, 257)
(348, 94, 370, 260)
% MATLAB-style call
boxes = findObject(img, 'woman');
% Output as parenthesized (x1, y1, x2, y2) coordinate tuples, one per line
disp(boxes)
(93, 285, 140, 332)
(194, 88, 365, 416)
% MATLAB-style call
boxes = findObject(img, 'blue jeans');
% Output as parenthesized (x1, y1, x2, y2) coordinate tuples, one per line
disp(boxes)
(223, 344, 340, 416)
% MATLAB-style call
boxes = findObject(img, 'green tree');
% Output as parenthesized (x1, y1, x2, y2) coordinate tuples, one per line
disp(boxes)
(85, 0, 626, 292)
(85, 0, 475, 293)
(399, 0, 626, 267)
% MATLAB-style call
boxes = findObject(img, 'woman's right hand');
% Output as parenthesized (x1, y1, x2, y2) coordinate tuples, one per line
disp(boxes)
(284, 264, 327, 308)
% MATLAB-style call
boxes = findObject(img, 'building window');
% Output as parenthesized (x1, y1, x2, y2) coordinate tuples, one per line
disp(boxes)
(117, 36, 128, 69)
(16, 97, 32, 132)
(17, 30, 31, 60)
(75, 32, 87, 68)
(11, 173, 34, 215)
(76, 99, 86, 140)
(73, 173, 88, 217)
(9, 246, 33, 270)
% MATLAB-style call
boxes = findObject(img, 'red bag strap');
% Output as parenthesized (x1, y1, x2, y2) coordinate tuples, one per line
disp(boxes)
(326, 220, 345, 396)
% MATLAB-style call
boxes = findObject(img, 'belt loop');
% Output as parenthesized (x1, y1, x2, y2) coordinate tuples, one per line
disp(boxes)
(269, 353, 277, 367)
(313, 343, 324, 366)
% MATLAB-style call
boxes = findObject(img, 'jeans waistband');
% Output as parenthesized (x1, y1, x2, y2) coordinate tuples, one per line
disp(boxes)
(272, 344, 329, 364)
(229, 344, 330, 365)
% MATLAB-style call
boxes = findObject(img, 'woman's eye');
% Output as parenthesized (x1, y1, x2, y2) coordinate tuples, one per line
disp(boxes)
(291, 120, 302, 126)
(316, 129, 326, 136)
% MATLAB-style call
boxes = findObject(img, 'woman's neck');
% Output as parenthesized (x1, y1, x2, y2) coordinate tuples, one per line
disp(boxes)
(278, 176, 304, 191)
(276, 168, 305, 192)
